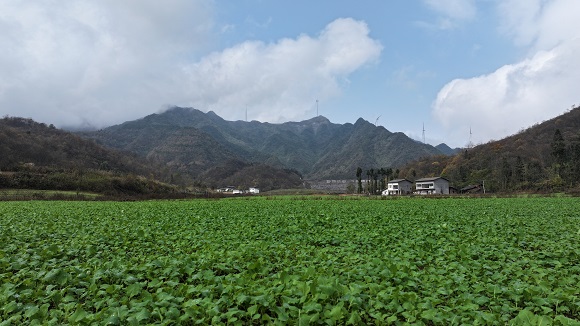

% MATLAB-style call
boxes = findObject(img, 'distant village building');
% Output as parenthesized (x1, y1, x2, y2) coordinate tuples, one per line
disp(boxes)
(216, 186, 259, 194)
(461, 184, 483, 194)
(382, 179, 413, 196)
(414, 177, 450, 195)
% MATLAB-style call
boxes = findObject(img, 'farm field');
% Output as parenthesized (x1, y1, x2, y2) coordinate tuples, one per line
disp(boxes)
(1, 197, 579, 325)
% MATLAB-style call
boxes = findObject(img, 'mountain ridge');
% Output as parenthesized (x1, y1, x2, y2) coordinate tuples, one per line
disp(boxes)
(80, 107, 447, 183)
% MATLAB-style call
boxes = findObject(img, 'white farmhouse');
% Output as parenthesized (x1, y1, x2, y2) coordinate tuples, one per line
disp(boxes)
(248, 187, 260, 194)
(382, 179, 413, 195)
(414, 177, 450, 195)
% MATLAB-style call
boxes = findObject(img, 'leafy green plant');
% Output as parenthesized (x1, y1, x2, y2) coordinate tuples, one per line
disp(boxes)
(1, 197, 579, 324)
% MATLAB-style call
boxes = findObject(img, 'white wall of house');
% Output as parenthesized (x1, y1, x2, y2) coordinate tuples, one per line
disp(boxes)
(415, 177, 449, 194)
(384, 179, 413, 195)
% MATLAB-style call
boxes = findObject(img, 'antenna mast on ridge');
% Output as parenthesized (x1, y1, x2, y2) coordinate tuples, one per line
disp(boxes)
(422, 123, 426, 144)
(375, 115, 381, 126)
(468, 126, 473, 148)
(316, 99, 319, 117)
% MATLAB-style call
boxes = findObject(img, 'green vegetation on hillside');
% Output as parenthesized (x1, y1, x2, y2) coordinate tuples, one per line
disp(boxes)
(80, 107, 443, 181)
(1, 197, 578, 324)
(397, 106, 580, 193)
(0, 117, 163, 177)
(0, 117, 183, 196)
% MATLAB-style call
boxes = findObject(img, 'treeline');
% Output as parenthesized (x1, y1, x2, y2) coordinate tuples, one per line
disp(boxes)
(397, 123, 580, 193)
(0, 116, 171, 182)
(354, 167, 399, 194)
(0, 166, 178, 197)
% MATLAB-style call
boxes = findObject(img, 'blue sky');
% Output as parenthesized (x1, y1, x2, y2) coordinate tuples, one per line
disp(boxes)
(1, 1, 579, 147)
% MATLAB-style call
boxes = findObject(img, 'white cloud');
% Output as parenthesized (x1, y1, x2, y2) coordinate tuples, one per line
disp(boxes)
(0, 0, 214, 127)
(498, 0, 580, 50)
(0, 2, 381, 127)
(433, 0, 580, 147)
(178, 18, 382, 122)
(424, 0, 477, 21)
(434, 38, 580, 146)
(420, 0, 477, 30)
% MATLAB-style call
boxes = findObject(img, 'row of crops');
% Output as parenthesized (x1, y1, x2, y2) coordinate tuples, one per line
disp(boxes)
(1, 197, 579, 325)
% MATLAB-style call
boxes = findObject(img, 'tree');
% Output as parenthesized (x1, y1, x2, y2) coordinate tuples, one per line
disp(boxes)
(372, 169, 379, 194)
(366, 169, 374, 193)
(385, 168, 393, 181)
(500, 157, 512, 190)
(356, 167, 363, 194)
(568, 136, 580, 183)
(551, 129, 567, 177)
(378, 168, 387, 191)
(514, 156, 525, 183)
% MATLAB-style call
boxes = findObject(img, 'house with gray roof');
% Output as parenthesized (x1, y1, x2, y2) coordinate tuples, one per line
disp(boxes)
(382, 178, 413, 195)
(414, 177, 450, 195)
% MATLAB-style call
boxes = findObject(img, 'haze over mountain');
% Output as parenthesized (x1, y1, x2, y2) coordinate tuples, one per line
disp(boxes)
(81, 107, 445, 181)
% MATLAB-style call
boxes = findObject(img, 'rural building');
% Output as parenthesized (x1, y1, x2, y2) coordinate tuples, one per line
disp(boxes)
(216, 186, 235, 193)
(414, 177, 450, 195)
(461, 184, 483, 194)
(248, 187, 260, 194)
(382, 179, 413, 195)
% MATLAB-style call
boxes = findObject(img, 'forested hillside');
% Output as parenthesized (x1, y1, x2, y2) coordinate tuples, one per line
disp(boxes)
(0, 117, 177, 196)
(81, 107, 444, 181)
(396, 106, 580, 193)
(0, 116, 303, 193)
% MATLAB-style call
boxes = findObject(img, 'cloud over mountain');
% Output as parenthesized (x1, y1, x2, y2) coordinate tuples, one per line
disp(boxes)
(180, 18, 382, 122)
(0, 1, 381, 128)
(0, 0, 215, 127)
(432, 0, 580, 146)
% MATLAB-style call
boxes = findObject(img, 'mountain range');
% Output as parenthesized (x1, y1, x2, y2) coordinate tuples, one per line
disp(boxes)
(80, 107, 447, 184)
(3, 105, 579, 194)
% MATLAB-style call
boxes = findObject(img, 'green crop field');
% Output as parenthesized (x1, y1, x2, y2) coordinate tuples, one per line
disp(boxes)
(1, 197, 579, 325)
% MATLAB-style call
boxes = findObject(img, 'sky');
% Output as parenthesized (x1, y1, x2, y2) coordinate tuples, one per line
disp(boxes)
(1, 0, 579, 148)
